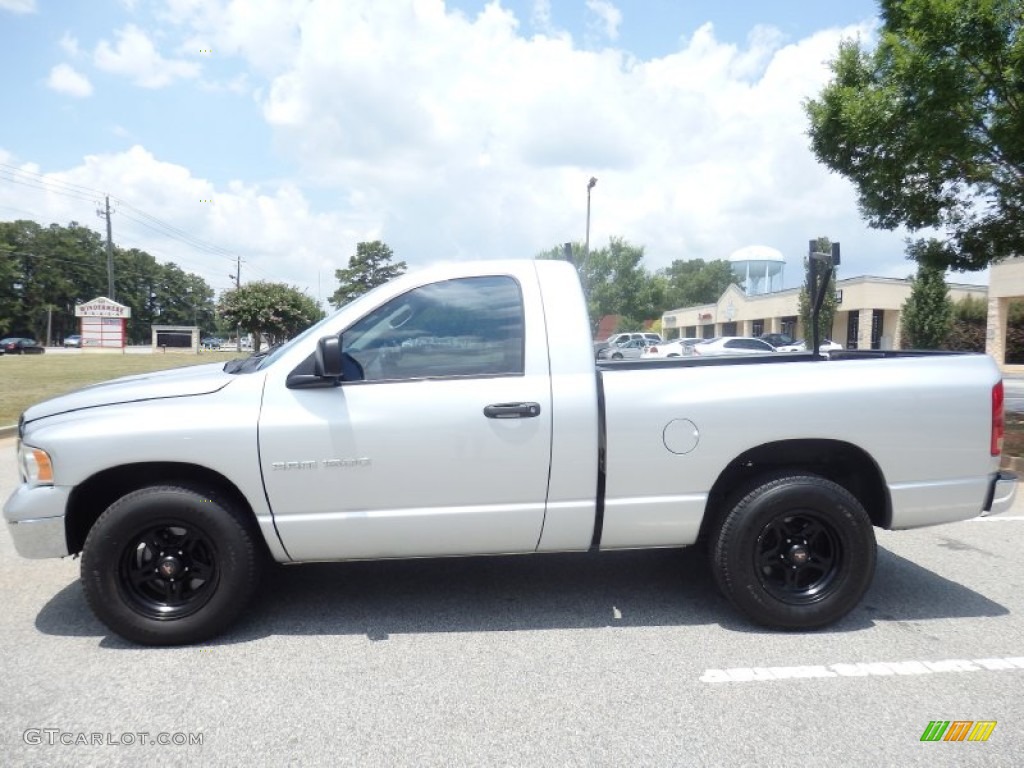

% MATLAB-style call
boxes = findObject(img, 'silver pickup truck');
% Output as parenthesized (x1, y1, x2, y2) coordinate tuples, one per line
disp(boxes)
(4, 259, 1017, 645)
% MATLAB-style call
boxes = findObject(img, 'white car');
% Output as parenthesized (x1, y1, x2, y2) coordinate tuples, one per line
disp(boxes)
(641, 338, 703, 359)
(691, 337, 777, 356)
(777, 339, 844, 353)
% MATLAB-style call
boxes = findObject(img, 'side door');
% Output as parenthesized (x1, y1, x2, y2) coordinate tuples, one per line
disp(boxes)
(259, 274, 553, 561)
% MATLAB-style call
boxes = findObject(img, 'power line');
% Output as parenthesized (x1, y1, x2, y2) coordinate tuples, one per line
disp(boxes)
(0, 162, 110, 199)
(0, 163, 246, 266)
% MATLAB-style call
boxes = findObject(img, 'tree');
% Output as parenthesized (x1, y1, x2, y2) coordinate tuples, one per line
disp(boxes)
(900, 246, 953, 349)
(0, 219, 217, 344)
(331, 241, 406, 308)
(657, 258, 738, 309)
(218, 281, 323, 352)
(536, 237, 661, 332)
(798, 237, 840, 343)
(805, 0, 1024, 271)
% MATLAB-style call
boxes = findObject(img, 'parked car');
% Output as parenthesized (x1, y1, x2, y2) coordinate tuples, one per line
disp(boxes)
(604, 332, 662, 346)
(0, 337, 45, 355)
(641, 338, 703, 359)
(777, 339, 845, 353)
(63, 335, 82, 348)
(691, 337, 776, 356)
(758, 333, 797, 348)
(598, 338, 653, 360)
(201, 337, 223, 350)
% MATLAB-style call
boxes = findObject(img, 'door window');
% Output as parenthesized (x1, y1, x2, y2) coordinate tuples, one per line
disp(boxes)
(342, 276, 525, 382)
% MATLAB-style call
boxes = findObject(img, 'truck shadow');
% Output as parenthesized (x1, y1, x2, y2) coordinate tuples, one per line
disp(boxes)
(34, 546, 1008, 647)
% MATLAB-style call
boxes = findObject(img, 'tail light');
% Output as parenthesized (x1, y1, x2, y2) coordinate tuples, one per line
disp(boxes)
(992, 381, 1004, 456)
(648, 346, 658, 354)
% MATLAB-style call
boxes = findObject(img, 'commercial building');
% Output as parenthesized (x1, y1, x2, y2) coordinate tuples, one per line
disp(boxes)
(661, 276, 987, 350)
(987, 256, 1024, 371)
(659, 244, 996, 351)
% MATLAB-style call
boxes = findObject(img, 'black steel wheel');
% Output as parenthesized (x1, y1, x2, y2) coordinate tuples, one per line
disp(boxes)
(82, 485, 263, 645)
(119, 521, 220, 620)
(754, 511, 840, 604)
(710, 473, 876, 629)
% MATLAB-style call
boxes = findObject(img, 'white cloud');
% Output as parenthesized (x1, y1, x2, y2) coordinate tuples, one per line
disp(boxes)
(586, 0, 622, 42)
(94, 24, 200, 88)
(46, 64, 93, 98)
(10, 2, 958, 299)
(59, 32, 80, 58)
(220, 2, 896, 277)
(531, 0, 553, 34)
(0, 146, 378, 302)
(0, 0, 35, 13)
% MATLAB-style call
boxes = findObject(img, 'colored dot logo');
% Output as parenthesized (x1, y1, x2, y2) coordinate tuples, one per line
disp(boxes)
(200, 199, 214, 203)
(199, 48, 213, 53)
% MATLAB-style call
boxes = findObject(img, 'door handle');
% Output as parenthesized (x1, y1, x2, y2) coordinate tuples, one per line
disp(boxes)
(483, 402, 542, 419)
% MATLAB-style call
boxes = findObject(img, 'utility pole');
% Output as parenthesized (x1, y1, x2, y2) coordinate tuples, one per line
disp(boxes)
(230, 255, 242, 351)
(96, 196, 115, 299)
(584, 177, 597, 269)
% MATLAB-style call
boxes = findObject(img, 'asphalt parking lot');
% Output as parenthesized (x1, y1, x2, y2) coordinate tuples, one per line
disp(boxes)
(0, 437, 1022, 767)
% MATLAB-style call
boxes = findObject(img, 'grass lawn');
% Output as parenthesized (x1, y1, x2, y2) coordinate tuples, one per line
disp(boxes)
(0, 351, 242, 426)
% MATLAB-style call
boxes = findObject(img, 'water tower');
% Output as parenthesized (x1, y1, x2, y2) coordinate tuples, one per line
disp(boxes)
(728, 245, 785, 296)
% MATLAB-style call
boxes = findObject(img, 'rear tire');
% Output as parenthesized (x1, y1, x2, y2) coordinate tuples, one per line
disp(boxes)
(81, 485, 263, 645)
(710, 473, 875, 629)
(611, 352, 623, 360)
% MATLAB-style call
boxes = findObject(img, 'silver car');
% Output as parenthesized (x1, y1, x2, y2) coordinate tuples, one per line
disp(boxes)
(599, 338, 652, 360)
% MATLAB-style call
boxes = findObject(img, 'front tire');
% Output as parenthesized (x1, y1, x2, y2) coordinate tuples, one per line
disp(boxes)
(611, 352, 623, 359)
(710, 474, 876, 629)
(81, 485, 263, 645)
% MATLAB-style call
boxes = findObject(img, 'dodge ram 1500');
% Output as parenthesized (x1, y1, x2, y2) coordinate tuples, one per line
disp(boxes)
(4, 259, 1016, 644)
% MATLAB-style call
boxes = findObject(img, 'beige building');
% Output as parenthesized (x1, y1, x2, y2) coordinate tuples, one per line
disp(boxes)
(662, 275, 987, 351)
(987, 256, 1024, 372)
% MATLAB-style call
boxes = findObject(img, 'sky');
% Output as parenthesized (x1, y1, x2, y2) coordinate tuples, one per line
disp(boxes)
(0, 0, 978, 308)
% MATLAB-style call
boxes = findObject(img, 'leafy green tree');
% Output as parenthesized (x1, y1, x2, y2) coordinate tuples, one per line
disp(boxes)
(798, 237, 840, 343)
(943, 295, 987, 351)
(219, 281, 323, 352)
(805, 0, 1024, 271)
(1, 220, 108, 341)
(658, 258, 738, 309)
(900, 247, 953, 349)
(0, 219, 217, 344)
(537, 237, 660, 332)
(331, 241, 406, 308)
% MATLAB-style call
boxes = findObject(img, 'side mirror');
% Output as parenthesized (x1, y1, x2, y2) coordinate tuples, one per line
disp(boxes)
(315, 335, 343, 378)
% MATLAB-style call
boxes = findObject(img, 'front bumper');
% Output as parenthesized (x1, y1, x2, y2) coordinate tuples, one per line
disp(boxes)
(3, 484, 71, 559)
(981, 471, 1018, 517)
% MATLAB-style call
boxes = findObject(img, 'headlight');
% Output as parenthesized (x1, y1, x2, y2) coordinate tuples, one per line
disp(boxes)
(17, 442, 54, 486)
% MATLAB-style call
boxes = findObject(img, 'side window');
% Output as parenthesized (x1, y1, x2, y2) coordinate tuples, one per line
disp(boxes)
(342, 276, 524, 382)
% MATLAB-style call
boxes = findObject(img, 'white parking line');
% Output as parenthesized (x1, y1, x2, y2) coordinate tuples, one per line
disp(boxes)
(700, 656, 1024, 683)
(969, 516, 1024, 522)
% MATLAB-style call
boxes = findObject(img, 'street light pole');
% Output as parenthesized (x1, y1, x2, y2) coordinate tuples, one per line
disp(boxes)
(585, 176, 598, 262)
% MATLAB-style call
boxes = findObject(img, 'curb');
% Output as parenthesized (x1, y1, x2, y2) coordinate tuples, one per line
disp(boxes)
(0, 424, 17, 440)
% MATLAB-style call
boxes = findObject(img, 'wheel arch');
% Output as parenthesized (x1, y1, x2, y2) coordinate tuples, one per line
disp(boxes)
(65, 462, 259, 556)
(699, 439, 891, 542)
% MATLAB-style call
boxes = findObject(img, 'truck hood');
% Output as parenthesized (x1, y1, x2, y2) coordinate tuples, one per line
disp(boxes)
(21, 362, 235, 426)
